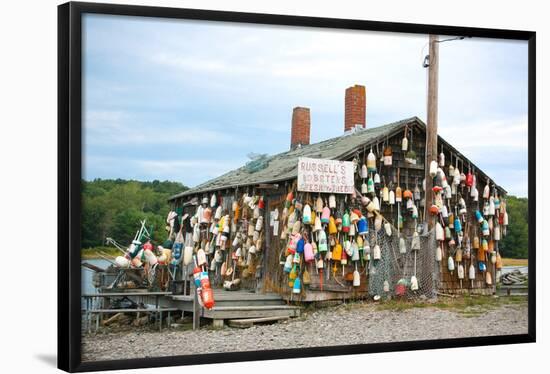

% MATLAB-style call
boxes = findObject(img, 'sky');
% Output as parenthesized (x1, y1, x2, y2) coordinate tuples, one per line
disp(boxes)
(82, 14, 529, 197)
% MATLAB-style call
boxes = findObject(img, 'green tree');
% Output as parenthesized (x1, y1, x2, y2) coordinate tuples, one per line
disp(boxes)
(500, 195, 528, 258)
(81, 179, 188, 248)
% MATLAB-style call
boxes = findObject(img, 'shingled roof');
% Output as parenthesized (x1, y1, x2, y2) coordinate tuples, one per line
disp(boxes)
(169, 116, 506, 201)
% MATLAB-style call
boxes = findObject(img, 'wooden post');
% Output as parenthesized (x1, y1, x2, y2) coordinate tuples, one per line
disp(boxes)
(193, 286, 200, 330)
(424, 34, 439, 229)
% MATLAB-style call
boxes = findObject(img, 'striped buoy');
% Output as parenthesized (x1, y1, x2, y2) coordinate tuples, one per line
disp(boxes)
(367, 149, 377, 172)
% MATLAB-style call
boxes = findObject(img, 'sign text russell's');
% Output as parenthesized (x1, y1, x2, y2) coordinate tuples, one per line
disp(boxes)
(297, 157, 354, 194)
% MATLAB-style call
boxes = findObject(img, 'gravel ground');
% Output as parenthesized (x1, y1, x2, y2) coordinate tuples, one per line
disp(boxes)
(82, 300, 527, 362)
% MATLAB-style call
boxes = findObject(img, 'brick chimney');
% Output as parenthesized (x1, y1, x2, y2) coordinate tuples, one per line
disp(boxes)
(290, 107, 311, 150)
(344, 85, 366, 132)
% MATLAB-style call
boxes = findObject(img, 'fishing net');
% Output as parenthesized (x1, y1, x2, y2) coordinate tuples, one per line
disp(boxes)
(367, 225, 438, 300)
(244, 153, 270, 173)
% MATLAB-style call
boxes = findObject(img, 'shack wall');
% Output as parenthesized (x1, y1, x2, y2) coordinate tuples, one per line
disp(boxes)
(171, 121, 503, 299)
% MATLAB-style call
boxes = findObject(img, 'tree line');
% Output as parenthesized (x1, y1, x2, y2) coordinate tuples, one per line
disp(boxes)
(499, 195, 528, 259)
(81, 179, 187, 248)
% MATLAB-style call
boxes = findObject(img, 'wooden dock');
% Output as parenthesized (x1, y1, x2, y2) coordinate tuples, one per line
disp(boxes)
(82, 288, 300, 330)
(497, 285, 528, 297)
(82, 291, 176, 332)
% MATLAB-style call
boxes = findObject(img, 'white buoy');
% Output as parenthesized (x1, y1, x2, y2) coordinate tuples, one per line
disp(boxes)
(329, 194, 336, 209)
(384, 221, 392, 236)
(399, 237, 406, 254)
(447, 255, 455, 273)
(494, 225, 501, 241)
(115, 256, 130, 268)
(436, 222, 444, 241)
(458, 264, 465, 279)
(183, 245, 193, 265)
(436, 245, 442, 261)
(373, 244, 381, 260)
(382, 186, 389, 202)
(361, 164, 369, 179)
(483, 183, 490, 199)
(353, 266, 360, 287)
(411, 275, 419, 291)
(469, 263, 476, 288)
(383, 280, 390, 293)
(429, 160, 438, 177)
(197, 248, 207, 266)
(214, 205, 223, 220)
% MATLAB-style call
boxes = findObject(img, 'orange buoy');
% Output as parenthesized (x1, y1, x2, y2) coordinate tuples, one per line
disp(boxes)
(201, 286, 215, 309)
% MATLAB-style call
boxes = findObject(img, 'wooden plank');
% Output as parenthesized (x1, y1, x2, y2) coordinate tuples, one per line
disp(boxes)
(172, 291, 283, 302)
(210, 305, 300, 311)
(81, 262, 105, 272)
(283, 290, 367, 302)
(102, 312, 125, 326)
(87, 308, 178, 313)
(307, 284, 353, 292)
(228, 316, 289, 328)
(203, 308, 300, 320)
(500, 285, 529, 290)
(82, 291, 171, 297)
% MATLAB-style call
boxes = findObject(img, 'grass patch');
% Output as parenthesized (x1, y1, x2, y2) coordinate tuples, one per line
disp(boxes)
(375, 299, 430, 312)
(82, 246, 121, 260)
(501, 258, 528, 267)
(375, 295, 527, 316)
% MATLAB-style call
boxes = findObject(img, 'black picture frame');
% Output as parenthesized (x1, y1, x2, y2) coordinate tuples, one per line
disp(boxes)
(58, 2, 536, 372)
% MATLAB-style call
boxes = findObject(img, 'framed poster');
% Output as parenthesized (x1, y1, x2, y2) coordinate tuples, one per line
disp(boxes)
(58, 1, 535, 372)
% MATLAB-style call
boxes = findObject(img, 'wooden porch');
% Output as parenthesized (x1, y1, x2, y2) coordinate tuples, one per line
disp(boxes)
(160, 288, 301, 328)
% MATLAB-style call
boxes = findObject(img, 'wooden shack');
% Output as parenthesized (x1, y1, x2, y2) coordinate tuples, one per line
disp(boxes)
(168, 112, 507, 301)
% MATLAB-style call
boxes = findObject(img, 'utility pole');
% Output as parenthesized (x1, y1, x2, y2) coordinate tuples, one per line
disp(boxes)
(424, 34, 439, 229)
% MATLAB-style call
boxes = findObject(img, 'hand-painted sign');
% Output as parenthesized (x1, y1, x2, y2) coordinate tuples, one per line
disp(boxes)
(297, 157, 354, 194)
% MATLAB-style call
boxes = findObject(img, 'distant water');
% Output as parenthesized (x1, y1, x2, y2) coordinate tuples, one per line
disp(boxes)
(502, 266, 528, 275)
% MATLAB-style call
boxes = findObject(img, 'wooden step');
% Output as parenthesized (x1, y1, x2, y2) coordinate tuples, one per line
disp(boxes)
(202, 305, 301, 319)
(228, 316, 289, 329)
(172, 290, 286, 307)
(210, 305, 299, 311)
(173, 290, 283, 301)
(172, 295, 284, 306)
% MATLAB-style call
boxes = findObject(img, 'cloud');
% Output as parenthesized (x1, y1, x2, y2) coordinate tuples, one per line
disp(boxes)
(84, 110, 242, 146)
(81, 15, 529, 197)
(84, 156, 246, 187)
(435, 116, 528, 196)
(440, 116, 528, 152)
